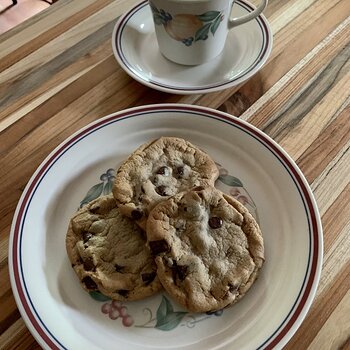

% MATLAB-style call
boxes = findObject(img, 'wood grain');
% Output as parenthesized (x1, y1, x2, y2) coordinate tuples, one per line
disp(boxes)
(0, 0, 349, 348)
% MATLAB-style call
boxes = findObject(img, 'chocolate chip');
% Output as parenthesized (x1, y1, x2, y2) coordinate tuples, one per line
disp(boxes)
(117, 289, 129, 297)
(90, 205, 100, 214)
(156, 166, 169, 176)
(171, 260, 188, 281)
(171, 264, 177, 283)
(83, 258, 95, 271)
(115, 264, 124, 272)
(156, 185, 167, 196)
(71, 264, 75, 268)
(175, 265, 188, 281)
(149, 240, 169, 255)
(228, 283, 239, 292)
(82, 276, 97, 290)
(209, 217, 223, 229)
(131, 209, 143, 220)
(141, 271, 156, 285)
(177, 166, 184, 177)
(83, 232, 93, 243)
(141, 186, 145, 194)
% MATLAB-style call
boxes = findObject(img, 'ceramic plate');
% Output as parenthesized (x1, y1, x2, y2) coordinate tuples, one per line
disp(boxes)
(9, 104, 322, 350)
(112, 0, 272, 94)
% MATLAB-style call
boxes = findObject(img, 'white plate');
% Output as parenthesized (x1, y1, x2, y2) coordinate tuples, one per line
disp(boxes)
(112, 0, 273, 94)
(9, 104, 322, 350)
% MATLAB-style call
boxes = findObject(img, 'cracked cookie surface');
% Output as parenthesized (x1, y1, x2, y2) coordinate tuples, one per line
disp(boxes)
(146, 186, 264, 313)
(66, 195, 162, 301)
(113, 137, 219, 230)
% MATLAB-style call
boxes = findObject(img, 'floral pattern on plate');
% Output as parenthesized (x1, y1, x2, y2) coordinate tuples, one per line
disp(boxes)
(82, 164, 259, 330)
(92, 292, 224, 331)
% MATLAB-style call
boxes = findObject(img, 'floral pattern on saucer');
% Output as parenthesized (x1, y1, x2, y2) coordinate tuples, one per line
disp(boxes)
(150, 3, 224, 46)
(82, 164, 259, 330)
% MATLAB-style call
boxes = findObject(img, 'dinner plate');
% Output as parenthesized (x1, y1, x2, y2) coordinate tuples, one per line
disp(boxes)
(112, 0, 272, 94)
(9, 104, 322, 350)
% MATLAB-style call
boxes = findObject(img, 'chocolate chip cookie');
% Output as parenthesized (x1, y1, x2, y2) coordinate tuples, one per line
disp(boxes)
(66, 195, 162, 301)
(146, 186, 264, 313)
(113, 137, 219, 230)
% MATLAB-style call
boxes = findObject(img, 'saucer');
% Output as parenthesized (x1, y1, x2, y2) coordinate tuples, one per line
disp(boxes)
(112, 0, 273, 94)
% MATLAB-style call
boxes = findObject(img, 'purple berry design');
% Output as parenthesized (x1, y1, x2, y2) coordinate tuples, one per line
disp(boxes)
(122, 315, 134, 327)
(101, 301, 134, 327)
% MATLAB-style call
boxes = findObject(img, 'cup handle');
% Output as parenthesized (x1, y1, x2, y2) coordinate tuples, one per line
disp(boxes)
(228, 0, 268, 28)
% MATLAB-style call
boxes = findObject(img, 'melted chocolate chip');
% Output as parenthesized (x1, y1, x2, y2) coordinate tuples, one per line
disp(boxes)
(115, 264, 124, 272)
(177, 166, 185, 177)
(149, 240, 169, 255)
(141, 186, 145, 194)
(131, 209, 143, 220)
(209, 217, 223, 229)
(156, 166, 169, 176)
(171, 264, 177, 283)
(82, 276, 97, 290)
(171, 260, 188, 281)
(117, 289, 129, 297)
(89, 205, 101, 214)
(175, 265, 188, 281)
(141, 272, 156, 285)
(83, 232, 93, 243)
(156, 185, 167, 196)
(83, 258, 95, 271)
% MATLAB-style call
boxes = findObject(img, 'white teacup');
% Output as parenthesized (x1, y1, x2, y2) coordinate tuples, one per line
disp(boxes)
(150, 0, 268, 65)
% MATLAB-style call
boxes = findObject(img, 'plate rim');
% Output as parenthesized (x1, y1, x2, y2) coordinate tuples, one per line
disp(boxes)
(111, 0, 273, 94)
(9, 103, 323, 350)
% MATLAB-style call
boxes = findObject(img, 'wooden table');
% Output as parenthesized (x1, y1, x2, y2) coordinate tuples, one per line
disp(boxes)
(0, 0, 349, 349)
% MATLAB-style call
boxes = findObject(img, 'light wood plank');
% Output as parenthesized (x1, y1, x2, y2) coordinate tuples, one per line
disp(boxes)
(309, 290, 350, 350)
(285, 262, 350, 350)
(0, 318, 40, 350)
(241, 16, 350, 125)
(0, 0, 106, 61)
(311, 141, 350, 216)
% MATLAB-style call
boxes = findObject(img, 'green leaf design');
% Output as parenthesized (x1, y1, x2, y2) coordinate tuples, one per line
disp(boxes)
(210, 15, 221, 35)
(80, 182, 104, 207)
(197, 11, 221, 22)
(103, 179, 114, 195)
(155, 312, 187, 331)
(218, 174, 243, 187)
(194, 23, 211, 41)
(156, 295, 173, 323)
(154, 296, 187, 331)
(89, 291, 111, 301)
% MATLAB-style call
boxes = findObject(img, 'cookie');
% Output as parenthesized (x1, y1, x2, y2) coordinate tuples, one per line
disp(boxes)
(66, 194, 162, 301)
(113, 137, 219, 230)
(146, 186, 264, 313)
